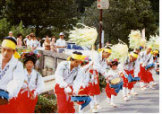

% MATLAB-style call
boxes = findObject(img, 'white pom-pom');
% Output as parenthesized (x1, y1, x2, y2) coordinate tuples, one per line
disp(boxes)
(69, 23, 98, 47)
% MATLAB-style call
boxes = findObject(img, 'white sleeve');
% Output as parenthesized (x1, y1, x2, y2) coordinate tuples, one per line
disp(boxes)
(73, 70, 83, 94)
(7, 62, 25, 99)
(55, 62, 68, 88)
(35, 73, 45, 95)
(93, 53, 107, 76)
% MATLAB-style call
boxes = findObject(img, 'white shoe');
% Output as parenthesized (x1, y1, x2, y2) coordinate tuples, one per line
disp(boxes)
(141, 87, 147, 90)
(152, 82, 157, 86)
(91, 108, 98, 113)
(127, 93, 131, 99)
(149, 86, 156, 89)
(110, 103, 117, 108)
(96, 104, 101, 110)
(123, 96, 128, 101)
(131, 92, 138, 96)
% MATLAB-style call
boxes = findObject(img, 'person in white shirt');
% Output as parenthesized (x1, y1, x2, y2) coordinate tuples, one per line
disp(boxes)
(55, 32, 67, 53)
(105, 59, 123, 107)
(54, 51, 85, 113)
(92, 48, 112, 110)
(138, 47, 154, 90)
(26, 35, 33, 48)
(16, 52, 45, 113)
(0, 37, 25, 112)
(122, 52, 139, 100)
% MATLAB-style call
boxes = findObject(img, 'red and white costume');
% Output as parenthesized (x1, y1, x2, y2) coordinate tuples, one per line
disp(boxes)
(54, 61, 79, 113)
(0, 56, 25, 112)
(16, 69, 45, 113)
(138, 51, 154, 88)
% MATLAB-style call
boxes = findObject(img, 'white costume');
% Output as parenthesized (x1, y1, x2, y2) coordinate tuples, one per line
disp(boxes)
(138, 51, 153, 67)
(22, 69, 45, 96)
(0, 56, 25, 99)
(93, 52, 110, 77)
(55, 61, 79, 92)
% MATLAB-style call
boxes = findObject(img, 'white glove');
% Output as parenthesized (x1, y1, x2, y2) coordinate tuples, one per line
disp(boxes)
(64, 86, 72, 94)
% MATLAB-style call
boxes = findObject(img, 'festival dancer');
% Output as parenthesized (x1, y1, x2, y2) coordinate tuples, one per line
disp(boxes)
(138, 46, 154, 90)
(0, 37, 25, 112)
(105, 59, 123, 107)
(72, 56, 93, 113)
(54, 51, 85, 113)
(92, 47, 112, 110)
(122, 52, 140, 100)
(16, 52, 45, 113)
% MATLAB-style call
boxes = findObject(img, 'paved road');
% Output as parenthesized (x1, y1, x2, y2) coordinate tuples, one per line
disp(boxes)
(81, 75, 159, 113)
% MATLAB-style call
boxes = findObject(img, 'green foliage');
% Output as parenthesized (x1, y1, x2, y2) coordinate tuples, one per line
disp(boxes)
(11, 21, 35, 37)
(35, 94, 57, 113)
(0, 18, 10, 39)
(3, 0, 79, 36)
(82, 0, 159, 44)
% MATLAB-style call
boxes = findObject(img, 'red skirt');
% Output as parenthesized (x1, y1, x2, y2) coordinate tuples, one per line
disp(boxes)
(16, 89, 38, 113)
(0, 89, 38, 113)
(88, 69, 100, 95)
(105, 83, 117, 98)
(0, 97, 18, 113)
(138, 65, 154, 83)
(124, 70, 136, 89)
(54, 84, 75, 113)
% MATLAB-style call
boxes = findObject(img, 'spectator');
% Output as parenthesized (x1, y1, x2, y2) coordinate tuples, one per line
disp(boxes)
(8, 31, 15, 38)
(23, 35, 29, 47)
(50, 36, 57, 52)
(17, 33, 23, 48)
(31, 35, 39, 50)
(26, 34, 33, 48)
(55, 32, 67, 53)
(43, 35, 51, 50)
(37, 37, 41, 47)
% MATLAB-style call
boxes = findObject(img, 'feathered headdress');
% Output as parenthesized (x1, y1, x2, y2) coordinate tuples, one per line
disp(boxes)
(146, 35, 159, 50)
(107, 40, 128, 64)
(128, 30, 146, 49)
(68, 23, 98, 47)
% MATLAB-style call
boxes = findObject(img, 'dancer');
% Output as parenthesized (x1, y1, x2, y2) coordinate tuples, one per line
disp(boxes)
(54, 51, 85, 113)
(0, 37, 25, 112)
(16, 52, 45, 112)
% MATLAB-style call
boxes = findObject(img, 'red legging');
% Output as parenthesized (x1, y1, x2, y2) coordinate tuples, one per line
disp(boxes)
(54, 84, 75, 113)
(105, 83, 117, 98)
(124, 70, 136, 90)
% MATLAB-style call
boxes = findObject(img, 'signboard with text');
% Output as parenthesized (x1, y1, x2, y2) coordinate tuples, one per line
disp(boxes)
(97, 0, 109, 9)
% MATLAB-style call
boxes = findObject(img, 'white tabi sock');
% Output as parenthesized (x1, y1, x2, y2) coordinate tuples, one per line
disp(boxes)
(140, 82, 145, 88)
(90, 96, 95, 109)
(122, 87, 127, 97)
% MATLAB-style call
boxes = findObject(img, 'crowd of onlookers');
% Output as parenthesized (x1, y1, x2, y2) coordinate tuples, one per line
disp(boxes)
(7, 31, 67, 53)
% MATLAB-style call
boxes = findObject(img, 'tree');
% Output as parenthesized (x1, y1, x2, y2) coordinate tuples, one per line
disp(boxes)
(4, 0, 79, 36)
(82, 0, 158, 44)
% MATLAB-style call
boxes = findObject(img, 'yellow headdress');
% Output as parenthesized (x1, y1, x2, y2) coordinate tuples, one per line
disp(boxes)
(1, 37, 20, 59)
(153, 50, 159, 54)
(67, 54, 86, 61)
(98, 48, 112, 54)
(2, 39, 16, 50)
(129, 52, 138, 59)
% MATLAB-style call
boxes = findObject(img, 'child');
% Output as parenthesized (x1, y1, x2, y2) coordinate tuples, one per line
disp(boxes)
(105, 59, 123, 107)
(17, 52, 45, 112)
